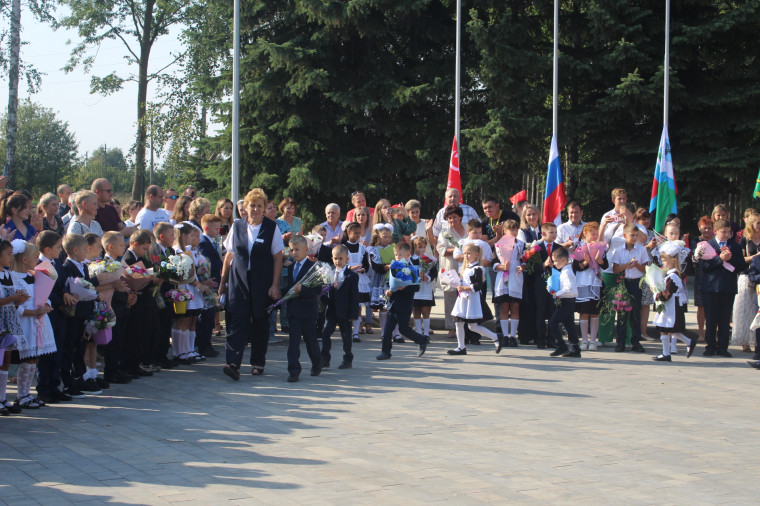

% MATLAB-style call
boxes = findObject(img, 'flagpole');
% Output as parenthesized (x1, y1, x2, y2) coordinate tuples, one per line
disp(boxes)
(663, 0, 670, 128)
(455, 0, 461, 149)
(552, 0, 558, 137)
(231, 0, 241, 216)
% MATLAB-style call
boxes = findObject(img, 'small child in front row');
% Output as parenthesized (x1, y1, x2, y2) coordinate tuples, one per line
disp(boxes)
(376, 242, 429, 360)
(652, 242, 696, 361)
(447, 243, 501, 355)
(574, 222, 608, 351)
(101, 231, 135, 384)
(369, 225, 396, 338)
(548, 246, 581, 358)
(492, 219, 524, 348)
(0, 239, 29, 414)
(341, 222, 371, 342)
(411, 236, 437, 340)
(320, 245, 360, 370)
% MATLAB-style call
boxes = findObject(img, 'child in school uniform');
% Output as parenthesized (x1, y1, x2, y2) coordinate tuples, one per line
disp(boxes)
(534, 222, 560, 348)
(341, 222, 371, 342)
(285, 235, 323, 382)
(411, 236, 437, 340)
(376, 242, 429, 360)
(609, 223, 649, 353)
(151, 222, 177, 368)
(492, 220, 524, 348)
(652, 242, 697, 361)
(369, 224, 396, 338)
(197, 215, 223, 358)
(547, 246, 581, 358)
(574, 222, 608, 351)
(651, 221, 691, 353)
(320, 245, 360, 369)
(447, 243, 501, 355)
(0, 239, 29, 414)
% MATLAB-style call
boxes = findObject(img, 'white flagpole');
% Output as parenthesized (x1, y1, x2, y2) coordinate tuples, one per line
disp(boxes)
(231, 0, 241, 216)
(552, 0, 558, 137)
(455, 0, 461, 149)
(663, 0, 670, 128)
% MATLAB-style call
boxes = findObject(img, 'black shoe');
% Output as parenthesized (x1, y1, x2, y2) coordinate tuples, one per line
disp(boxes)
(321, 361, 330, 369)
(82, 379, 102, 394)
(310, 368, 321, 376)
(536, 344, 547, 349)
(687, 339, 698, 358)
(752, 351, 760, 361)
(508, 337, 518, 348)
(630, 344, 646, 353)
(716, 350, 732, 357)
(495, 337, 503, 354)
(703, 348, 716, 357)
(747, 360, 760, 369)
(131, 366, 153, 377)
(159, 358, 175, 369)
(201, 347, 220, 358)
(63, 387, 86, 399)
(222, 363, 240, 381)
(653, 354, 672, 362)
(393, 336, 405, 344)
(614, 344, 626, 352)
(37, 394, 59, 405)
(376, 352, 391, 360)
(106, 371, 132, 384)
(287, 375, 299, 382)
(173, 356, 192, 365)
(338, 361, 352, 369)
(563, 349, 582, 358)
(447, 348, 467, 355)
(417, 342, 427, 358)
(550, 347, 568, 357)
(1, 400, 21, 414)
(95, 377, 110, 390)
(51, 390, 73, 402)
(352, 335, 361, 343)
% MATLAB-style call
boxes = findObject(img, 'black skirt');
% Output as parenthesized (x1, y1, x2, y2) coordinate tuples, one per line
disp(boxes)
(656, 303, 687, 334)
(493, 294, 520, 304)
(575, 299, 601, 315)
(413, 298, 436, 308)
(358, 292, 370, 303)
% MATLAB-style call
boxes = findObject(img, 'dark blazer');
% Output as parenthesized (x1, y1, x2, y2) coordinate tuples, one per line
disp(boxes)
(386, 281, 419, 314)
(701, 239, 746, 294)
(39, 256, 65, 309)
(325, 268, 360, 320)
(286, 259, 322, 321)
(538, 240, 562, 276)
(198, 235, 222, 283)
(60, 259, 97, 318)
(227, 217, 277, 317)
(747, 255, 760, 285)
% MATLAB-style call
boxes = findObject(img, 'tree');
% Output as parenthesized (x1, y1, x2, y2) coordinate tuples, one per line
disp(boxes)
(79, 146, 132, 195)
(58, 0, 194, 201)
(0, 99, 78, 195)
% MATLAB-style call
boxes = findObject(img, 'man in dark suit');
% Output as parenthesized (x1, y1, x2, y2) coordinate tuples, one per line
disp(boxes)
(285, 236, 324, 382)
(320, 245, 360, 370)
(701, 219, 747, 357)
(196, 216, 223, 358)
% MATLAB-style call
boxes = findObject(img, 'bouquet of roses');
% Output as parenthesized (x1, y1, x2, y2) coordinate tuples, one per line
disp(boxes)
(88, 258, 124, 305)
(520, 242, 543, 275)
(121, 261, 155, 292)
(267, 261, 337, 313)
(389, 260, 419, 291)
(417, 255, 436, 277)
(601, 274, 634, 325)
(34, 260, 58, 312)
(165, 288, 194, 302)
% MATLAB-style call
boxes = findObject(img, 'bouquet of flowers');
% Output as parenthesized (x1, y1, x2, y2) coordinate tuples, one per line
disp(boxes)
(520, 242, 543, 275)
(0, 330, 17, 366)
(438, 268, 462, 291)
(121, 261, 155, 292)
(601, 274, 634, 325)
(417, 255, 436, 277)
(157, 253, 195, 284)
(67, 277, 98, 302)
(641, 264, 667, 313)
(88, 258, 124, 305)
(495, 234, 515, 264)
(442, 231, 463, 250)
(694, 240, 734, 272)
(389, 260, 419, 291)
(572, 242, 607, 274)
(33, 260, 58, 311)
(267, 261, 337, 313)
(85, 301, 117, 344)
(165, 288, 194, 302)
(303, 234, 324, 256)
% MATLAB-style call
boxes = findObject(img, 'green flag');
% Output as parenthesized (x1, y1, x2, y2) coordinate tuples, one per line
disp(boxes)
(754, 168, 760, 199)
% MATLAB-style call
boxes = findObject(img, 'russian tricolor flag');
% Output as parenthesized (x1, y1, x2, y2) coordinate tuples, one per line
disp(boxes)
(542, 134, 566, 226)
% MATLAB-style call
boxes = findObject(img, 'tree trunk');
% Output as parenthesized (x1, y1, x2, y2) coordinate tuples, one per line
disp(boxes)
(4, 0, 21, 187)
(131, 0, 155, 201)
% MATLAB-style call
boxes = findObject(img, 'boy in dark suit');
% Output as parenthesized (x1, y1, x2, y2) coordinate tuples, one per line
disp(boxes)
(701, 219, 746, 357)
(151, 222, 177, 367)
(376, 242, 428, 360)
(196, 215, 223, 358)
(286, 235, 323, 382)
(320, 245, 360, 370)
(535, 222, 560, 348)
(59, 233, 99, 398)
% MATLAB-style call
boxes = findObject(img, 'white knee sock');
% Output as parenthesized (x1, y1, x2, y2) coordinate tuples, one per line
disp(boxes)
(455, 322, 466, 349)
(661, 334, 671, 356)
(500, 319, 509, 337)
(673, 333, 691, 345)
(423, 318, 431, 335)
(512, 319, 520, 338)
(468, 323, 498, 342)
(379, 312, 387, 334)
(17, 363, 33, 398)
(580, 318, 589, 342)
(353, 319, 361, 335)
(414, 319, 422, 334)
(589, 318, 599, 342)
(0, 370, 8, 400)
(188, 330, 196, 352)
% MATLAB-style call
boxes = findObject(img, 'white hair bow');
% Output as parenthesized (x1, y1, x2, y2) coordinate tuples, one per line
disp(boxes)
(11, 239, 27, 255)
(373, 223, 393, 232)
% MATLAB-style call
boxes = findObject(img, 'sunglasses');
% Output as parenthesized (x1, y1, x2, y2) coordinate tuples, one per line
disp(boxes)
(351, 191, 364, 197)
(165, 195, 179, 200)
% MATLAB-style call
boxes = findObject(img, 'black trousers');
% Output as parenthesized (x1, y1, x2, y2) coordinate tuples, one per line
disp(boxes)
(36, 310, 65, 395)
(158, 305, 173, 361)
(288, 317, 321, 375)
(61, 317, 86, 388)
(321, 315, 352, 365)
(549, 298, 578, 350)
(225, 309, 269, 368)
(381, 309, 425, 355)
(104, 301, 129, 378)
(703, 291, 734, 353)
(123, 295, 161, 369)
(196, 307, 217, 352)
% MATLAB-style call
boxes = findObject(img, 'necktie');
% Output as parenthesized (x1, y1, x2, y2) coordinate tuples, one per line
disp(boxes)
(294, 261, 301, 279)
(719, 242, 725, 248)
(547, 243, 552, 256)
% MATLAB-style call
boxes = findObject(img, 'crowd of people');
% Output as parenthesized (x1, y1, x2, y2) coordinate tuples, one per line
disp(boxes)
(1, 177, 759, 415)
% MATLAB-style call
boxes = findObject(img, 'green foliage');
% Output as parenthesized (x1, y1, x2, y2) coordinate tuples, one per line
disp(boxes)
(0, 99, 78, 195)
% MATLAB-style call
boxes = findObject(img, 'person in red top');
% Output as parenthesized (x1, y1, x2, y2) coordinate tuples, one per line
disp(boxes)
(91, 178, 133, 237)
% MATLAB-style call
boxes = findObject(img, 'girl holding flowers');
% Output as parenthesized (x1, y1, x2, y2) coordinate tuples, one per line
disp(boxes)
(171, 223, 209, 363)
(369, 224, 396, 339)
(572, 222, 608, 351)
(0, 239, 30, 414)
(652, 242, 696, 361)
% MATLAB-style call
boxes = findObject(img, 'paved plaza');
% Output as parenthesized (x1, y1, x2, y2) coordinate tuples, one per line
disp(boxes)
(1, 303, 759, 504)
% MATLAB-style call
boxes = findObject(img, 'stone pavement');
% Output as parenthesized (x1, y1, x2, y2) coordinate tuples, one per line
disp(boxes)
(1, 302, 759, 504)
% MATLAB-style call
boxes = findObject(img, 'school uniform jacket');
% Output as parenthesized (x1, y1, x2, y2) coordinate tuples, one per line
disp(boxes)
(60, 259, 98, 318)
(325, 268, 360, 321)
(286, 259, 322, 321)
(701, 239, 746, 294)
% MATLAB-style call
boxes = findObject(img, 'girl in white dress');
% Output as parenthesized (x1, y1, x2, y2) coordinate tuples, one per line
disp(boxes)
(573, 223, 608, 351)
(652, 243, 696, 361)
(0, 239, 28, 414)
(411, 236, 438, 339)
(342, 222, 371, 341)
(447, 243, 501, 355)
(10, 240, 56, 409)
(492, 220, 524, 348)
(172, 223, 210, 363)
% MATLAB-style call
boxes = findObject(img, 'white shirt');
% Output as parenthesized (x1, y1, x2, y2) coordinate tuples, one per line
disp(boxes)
(67, 218, 104, 237)
(517, 226, 541, 244)
(39, 254, 54, 264)
(223, 221, 285, 269)
(321, 220, 344, 243)
(135, 207, 171, 231)
(610, 242, 649, 279)
(556, 220, 586, 251)
(433, 204, 480, 236)
(556, 264, 578, 298)
(453, 238, 493, 262)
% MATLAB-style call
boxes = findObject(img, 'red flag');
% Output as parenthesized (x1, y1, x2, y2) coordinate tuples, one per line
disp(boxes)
(446, 135, 463, 203)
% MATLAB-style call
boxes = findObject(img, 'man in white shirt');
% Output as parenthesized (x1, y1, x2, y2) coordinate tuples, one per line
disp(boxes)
(432, 188, 480, 238)
(556, 201, 586, 253)
(136, 185, 171, 230)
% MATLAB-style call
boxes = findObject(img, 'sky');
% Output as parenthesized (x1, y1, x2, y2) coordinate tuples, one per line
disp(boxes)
(0, 9, 185, 160)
